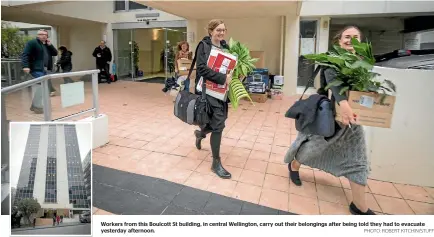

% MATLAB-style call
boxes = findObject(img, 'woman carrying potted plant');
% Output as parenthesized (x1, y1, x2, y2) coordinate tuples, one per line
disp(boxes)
(286, 26, 375, 215)
(194, 19, 233, 179)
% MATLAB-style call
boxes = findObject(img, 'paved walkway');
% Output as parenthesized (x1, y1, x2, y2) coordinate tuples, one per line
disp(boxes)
(4, 80, 434, 215)
(12, 222, 86, 232)
(11, 223, 91, 235)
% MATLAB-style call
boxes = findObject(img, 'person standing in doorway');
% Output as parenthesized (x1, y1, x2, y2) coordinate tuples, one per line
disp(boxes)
(56, 45, 74, 84)
(21, 29, 58, 114)
(92, 40, 112, 84)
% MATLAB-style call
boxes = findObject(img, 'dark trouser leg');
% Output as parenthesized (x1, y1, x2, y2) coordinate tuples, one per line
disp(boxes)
(194, 125, 212, 150)
(210, 131, 231, 179)
(104, 64, 111, 84)
(62, 70, 74, 84)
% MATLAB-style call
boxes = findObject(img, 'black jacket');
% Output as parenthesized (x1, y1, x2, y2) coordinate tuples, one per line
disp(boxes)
(195, 36, 229, 106)
(57, 51, 73, 72)
(285, 94, 330, 130)
(21, 38, 58, 72)
(92, 46, 112, 67)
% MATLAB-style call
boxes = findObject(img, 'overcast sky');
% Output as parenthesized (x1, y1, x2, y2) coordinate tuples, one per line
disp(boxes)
(9, 122, 92, 188)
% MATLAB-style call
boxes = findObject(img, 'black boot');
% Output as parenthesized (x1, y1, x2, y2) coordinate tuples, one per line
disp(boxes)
(288, 162, 302, 186)
(194, 130, 205, 150)
(211, 157, 231, 179)
(349, 202, 376, 215)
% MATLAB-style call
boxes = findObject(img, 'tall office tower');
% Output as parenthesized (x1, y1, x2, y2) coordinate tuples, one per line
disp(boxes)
(14, 124, 90, 215)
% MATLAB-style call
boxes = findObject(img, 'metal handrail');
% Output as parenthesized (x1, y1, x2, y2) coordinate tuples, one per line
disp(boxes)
(1, 70, 99, 94)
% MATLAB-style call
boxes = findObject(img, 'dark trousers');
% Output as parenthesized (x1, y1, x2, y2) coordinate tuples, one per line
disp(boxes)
(97, 64, 110, 83)
(62, 70, 74, 84)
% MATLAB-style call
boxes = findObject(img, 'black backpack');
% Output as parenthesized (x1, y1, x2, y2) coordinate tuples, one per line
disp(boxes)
(173, 41, 210, 126)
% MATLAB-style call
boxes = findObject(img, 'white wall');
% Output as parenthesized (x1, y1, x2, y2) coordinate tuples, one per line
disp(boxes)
(33, 125, 49, 206)
(65, 23, 105, 71)
(366, 67, 434, 187)
(301, 0, 434, 17)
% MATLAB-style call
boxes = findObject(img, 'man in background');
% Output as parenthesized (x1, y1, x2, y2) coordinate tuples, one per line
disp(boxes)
(92, 40, 112, 84)
(21, 29, 58, 114)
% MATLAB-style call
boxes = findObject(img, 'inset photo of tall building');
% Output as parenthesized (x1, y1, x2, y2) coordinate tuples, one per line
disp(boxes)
(10, 122, 92, 236)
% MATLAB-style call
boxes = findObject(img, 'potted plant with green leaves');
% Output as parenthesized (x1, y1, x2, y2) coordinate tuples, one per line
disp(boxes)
(225, 38, 258, 109)
(132, 41, 139, 77)
(304, 38, 396, 103)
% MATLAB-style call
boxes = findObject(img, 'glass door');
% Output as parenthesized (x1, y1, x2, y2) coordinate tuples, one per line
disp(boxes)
(113, 29, 134, 80)
(115, 27, 187, 82)
(298, 20, 318, 87)
(163, 28, 188, 80)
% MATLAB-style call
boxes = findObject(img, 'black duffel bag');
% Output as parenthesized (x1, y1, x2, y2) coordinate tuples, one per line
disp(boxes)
(174, 41, 210, 126)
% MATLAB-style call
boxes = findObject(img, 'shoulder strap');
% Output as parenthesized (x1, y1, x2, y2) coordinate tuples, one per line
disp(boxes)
(299, 65, 321, 100)
(187, 41, 207, 99)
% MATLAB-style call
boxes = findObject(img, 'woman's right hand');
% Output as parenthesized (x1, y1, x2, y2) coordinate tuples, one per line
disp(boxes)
(338, 100, 356, 126)
(226, 74, 233, 85)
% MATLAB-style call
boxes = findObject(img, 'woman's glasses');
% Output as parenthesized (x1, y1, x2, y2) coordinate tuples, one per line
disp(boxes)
(215, 29, 227, 33)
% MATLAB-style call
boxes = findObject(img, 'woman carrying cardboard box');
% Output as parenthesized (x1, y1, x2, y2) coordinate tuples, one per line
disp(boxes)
(285, 26, 375, 215)
(175, 41, 193, 91)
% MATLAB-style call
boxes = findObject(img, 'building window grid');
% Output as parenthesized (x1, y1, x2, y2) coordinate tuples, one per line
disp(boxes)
(64, 125, 89, 209)
(44, 126, 57, 203)
(15, 126, 41, 202)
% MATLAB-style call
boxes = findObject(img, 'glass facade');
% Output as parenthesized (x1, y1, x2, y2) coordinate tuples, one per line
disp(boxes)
(44, 126, 57, 203)
(15, 125, 41, 202)
(64, 125, 89, 209)
(82, 151, 91, 208)
(114, 27, 187, 79)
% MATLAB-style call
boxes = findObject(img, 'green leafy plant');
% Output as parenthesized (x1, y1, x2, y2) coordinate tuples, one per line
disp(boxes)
(132, 41, 139, 76)
(17, 198, 41, 226)
(304, 38, 396, 103)
(1, 22, 32, 58)
(225, 38, 258, 109)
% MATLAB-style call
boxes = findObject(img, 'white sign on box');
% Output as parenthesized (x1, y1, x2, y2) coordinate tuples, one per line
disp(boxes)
(60, 81, 85, 108)
(359, 95, 374, 108)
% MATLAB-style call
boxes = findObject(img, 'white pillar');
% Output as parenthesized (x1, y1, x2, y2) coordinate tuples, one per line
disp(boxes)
(318, 17, 330, 53)
(56, 125, 70, 209)
(187, 20, 198, 53)
(103, 23, 114, 73)
(33, 125, 48, 205)
(283, 15, 300, 96)
(50, 26, 59, 62)
(314, 16, 331, 88)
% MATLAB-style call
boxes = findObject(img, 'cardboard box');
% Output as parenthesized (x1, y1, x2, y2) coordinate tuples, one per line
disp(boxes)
(249, 93, 267, 103)
(335, 91, 396, 128)
(177, 59, 195, 71)
(178, 69, 196, 77)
